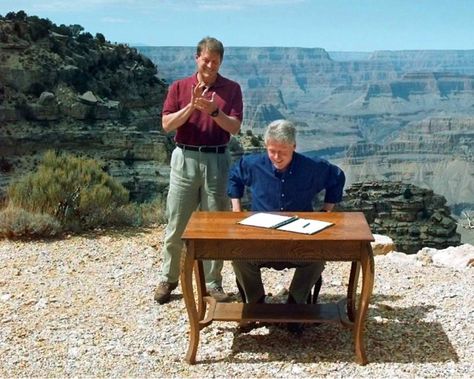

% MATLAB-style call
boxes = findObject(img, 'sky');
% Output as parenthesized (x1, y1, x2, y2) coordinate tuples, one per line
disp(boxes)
(1, 0, 473, 51)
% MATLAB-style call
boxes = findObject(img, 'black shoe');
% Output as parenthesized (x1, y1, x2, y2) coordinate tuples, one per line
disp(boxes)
(287, 322, 304, 336)
(286, 294, 305, 335)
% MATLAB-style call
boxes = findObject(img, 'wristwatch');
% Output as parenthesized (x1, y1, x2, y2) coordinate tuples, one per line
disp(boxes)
(210, 108, 219, 117)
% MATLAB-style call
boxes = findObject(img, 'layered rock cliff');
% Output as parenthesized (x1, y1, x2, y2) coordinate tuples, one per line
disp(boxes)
(336, 117, 474, 208)
(140, 46, 474, 209)
(0, 12, 170, 201)
(340, 181, 461, 254)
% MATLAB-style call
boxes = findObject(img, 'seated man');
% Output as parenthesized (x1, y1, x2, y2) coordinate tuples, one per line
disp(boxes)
(227, 119, 345, 332)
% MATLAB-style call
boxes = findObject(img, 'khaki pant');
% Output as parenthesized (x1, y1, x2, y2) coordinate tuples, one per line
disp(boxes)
(159, 147, 231, 288)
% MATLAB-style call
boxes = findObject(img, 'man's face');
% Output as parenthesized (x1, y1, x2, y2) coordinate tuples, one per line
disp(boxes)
(266, 139, 295, 171)
(195, 48, 221, 84)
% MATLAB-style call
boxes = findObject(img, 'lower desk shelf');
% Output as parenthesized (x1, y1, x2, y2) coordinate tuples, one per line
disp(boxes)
(201, 299, 352, 327)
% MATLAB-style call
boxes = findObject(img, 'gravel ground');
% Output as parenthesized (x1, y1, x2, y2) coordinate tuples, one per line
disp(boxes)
(0, 227, 473, 378)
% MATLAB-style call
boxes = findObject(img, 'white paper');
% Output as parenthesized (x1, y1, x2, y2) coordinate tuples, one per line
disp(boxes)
(238, 213, 333, 235)
(238, 213, 296, 228)
(277, 218, 333, 234)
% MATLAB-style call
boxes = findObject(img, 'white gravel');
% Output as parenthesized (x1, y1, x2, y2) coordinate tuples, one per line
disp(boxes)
(0, 227, 473, 378)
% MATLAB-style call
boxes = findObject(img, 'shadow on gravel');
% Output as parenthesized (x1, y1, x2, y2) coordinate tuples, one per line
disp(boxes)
(198, 292, 459, 365)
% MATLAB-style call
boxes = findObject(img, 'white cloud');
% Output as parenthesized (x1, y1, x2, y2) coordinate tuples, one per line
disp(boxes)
(197, 0, 306, 11)
(22, 0, 115, 12)
(101, 16, 129, 24)
(6, 0, 166, 13)
(2, 0, 307, 15)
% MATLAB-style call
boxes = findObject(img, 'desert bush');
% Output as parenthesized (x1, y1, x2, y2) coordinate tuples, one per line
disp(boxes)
(105, 197, 167, 228)
(7, 150, 129, 231)
(0, 205, 61, 238)
(54, 24, 73, 37)
(95, 33, 106, 44)
(76, 32, 93, 44)
(28, 15, 51, 41)
(136, 197, 167, 226)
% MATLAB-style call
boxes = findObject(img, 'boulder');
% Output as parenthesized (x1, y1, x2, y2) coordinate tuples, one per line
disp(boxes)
(78, 91, 98, 105)
(371, 234, 395, 255)
(417, 244, 474, 269)
(341, 181, 461, 253)
(38, 91, 56, 106)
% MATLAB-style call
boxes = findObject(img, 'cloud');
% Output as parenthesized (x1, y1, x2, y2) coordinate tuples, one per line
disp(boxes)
(10, 0, 164, 13)
(19, 0, 110, 12)
(196, 0, 306, 11)
(101, 16, 129, 24)
(3, 0, 306, 15)
(157, 0, 307, 12)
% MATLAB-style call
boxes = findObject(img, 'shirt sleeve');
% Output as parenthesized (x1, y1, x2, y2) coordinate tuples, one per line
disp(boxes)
(323, 163, 346, 203)
(228, 84, 244, 122)
(227, 157, 249, 199)
(162, 81, 178, 115)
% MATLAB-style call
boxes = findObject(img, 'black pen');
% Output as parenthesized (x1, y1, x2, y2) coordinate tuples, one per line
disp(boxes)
(302, 222, 310, 228)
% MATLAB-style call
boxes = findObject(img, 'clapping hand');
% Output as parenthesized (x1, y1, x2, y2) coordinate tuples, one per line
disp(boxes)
(192, 82, 216, 115)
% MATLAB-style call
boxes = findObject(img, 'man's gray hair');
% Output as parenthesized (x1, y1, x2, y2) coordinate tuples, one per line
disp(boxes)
(264, 119, 296, 145)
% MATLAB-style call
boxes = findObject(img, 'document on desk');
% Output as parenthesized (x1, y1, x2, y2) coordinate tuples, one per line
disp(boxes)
(238, 213, 334, 234)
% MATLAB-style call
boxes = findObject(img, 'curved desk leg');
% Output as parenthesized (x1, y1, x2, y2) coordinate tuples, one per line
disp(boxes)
(347, 261, 360, 322)
(353, 243, 375, 365)
(194, 260, 207, 320)
(180, 241, 199, 364)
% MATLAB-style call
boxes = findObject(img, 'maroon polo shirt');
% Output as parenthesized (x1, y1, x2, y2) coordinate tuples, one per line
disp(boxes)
(162, 73, 243, 146)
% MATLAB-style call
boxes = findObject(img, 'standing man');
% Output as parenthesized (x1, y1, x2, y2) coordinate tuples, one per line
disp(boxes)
(155, 37, 244, 304)
(227, 120, 345, 332)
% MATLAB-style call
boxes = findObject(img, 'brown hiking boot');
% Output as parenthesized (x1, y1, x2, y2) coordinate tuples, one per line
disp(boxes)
(154, 281, 178, 304)
(207, 286, 231, 302)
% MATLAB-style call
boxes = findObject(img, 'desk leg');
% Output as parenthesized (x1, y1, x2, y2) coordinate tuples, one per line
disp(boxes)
(347, 261, 360, 322)
(180, 241, 199, 364)
(194, 260, 207, 320)
(353, 243, 375, 365)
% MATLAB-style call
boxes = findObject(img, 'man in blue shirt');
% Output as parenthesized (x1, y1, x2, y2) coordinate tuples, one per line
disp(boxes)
(227, 119, 345, 333)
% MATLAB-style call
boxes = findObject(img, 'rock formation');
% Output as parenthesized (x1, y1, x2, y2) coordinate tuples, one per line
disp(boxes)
(140, 46, 474, 210)
(0, 12, 170, 202)
(337, 117, 474, 209)
(339, 181, 461, 254)
(0, 12, 471, 257)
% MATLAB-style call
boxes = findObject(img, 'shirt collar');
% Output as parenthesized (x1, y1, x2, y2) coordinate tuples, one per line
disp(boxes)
(267, 153, 297, 177)
(193, 73, 223, 89)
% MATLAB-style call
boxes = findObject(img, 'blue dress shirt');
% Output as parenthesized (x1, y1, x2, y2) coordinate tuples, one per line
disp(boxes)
(227, 152, 345, 212)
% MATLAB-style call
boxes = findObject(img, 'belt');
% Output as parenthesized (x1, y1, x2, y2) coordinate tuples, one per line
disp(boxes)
(176, 143, 227, 154)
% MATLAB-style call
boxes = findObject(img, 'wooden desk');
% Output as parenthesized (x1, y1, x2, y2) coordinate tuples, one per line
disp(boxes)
(180, 211, 375, 365)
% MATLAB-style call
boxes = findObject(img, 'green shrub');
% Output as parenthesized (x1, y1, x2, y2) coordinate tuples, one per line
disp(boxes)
(136, 197, 167, 226)
(106, 197, 167, 228)
(7, 150, 129, 231)
(0, 205, 61, 238)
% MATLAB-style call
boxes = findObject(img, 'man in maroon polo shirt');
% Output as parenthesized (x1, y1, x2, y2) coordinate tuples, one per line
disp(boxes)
(155, 37, 244, 305)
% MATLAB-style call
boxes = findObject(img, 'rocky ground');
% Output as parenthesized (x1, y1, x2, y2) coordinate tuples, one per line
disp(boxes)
(0, 227, 473, 378)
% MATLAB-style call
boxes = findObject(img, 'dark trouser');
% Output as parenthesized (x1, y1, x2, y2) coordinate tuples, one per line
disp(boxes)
(232, 261, 325, 304)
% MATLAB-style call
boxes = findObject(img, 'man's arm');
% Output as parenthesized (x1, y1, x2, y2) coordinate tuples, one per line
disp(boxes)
(322, 163, 346, 207)
(162, 103, 194, 133)
(231, 198, 242, 212)
(320, 203, 335, 212)
(227, 157, 249, 210)
(163, 84, 209, 133)
(210, 110, 241, 135)
(195, 91, 241, 135)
